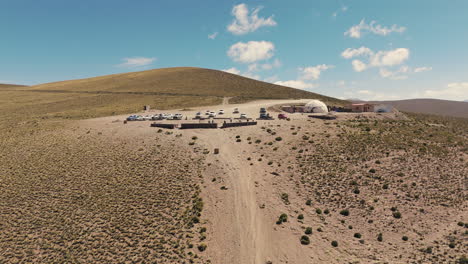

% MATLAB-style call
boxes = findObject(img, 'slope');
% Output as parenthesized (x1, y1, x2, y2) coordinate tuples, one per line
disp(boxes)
(370, 99, 468, 118)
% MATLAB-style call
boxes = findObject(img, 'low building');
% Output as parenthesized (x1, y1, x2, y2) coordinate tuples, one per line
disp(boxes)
(348, 103, 375, 112)
(347, 103, 393, 113)
(281, 105, 305, 113)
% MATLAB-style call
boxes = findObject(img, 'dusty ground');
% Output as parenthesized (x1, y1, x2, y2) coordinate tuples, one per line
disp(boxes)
(1, 98, 467, 263)
(74, 99, 467, 264)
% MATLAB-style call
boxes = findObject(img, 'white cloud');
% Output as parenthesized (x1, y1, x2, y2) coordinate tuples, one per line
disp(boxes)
(208, 32, 218, 39)
(370, 48, 410, 67)
(342, 47, 410, 73)
(227, 3, 277, 35)
(345, 89, 402, 101)
(341, 46, 373, 59)
(227, 41, 275, 63)
(223, 67, 241, 75)
(117, 57, 156, 68)
(274, 80, 316, 89)
(299, 64, 334, 80)
(345, 19, 406, 39)
(261, 59, 281, 70)
(352, 60, 367, 72)
(414, 66, 432, 73)
(424, 83, 468, 100)
(379, 66, 409, 80)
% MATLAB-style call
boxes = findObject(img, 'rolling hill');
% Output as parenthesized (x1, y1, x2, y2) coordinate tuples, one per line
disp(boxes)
(28, 67, 345, 105)
(0, 67, 346, 121)
(369, 99, 468, 118)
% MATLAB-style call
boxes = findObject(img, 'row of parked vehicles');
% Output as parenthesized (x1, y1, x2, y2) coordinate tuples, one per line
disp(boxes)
(126, 113, 183, 121)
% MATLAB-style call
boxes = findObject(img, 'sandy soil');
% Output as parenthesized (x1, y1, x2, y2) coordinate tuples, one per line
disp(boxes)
(77, 99, 467, 264)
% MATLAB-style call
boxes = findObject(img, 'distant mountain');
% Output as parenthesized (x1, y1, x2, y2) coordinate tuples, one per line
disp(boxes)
(0, 83, 27, 89)
(369, 99, 468, 118)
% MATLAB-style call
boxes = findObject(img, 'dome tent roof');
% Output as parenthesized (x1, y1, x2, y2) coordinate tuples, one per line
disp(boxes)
(304, 100, 328, 113)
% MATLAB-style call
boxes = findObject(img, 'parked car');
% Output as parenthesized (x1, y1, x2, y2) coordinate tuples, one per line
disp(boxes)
(233, 108, 239, 114)
(195, 112, 202, 118)
(143, 115, 153, 121)
(260, 107, 266, 113)
(209, 111, 217, 118)
(173, 113, 183, 120)
(240, 113, 247, 119)
(136, 115, 144, 121)
(205, 110, 211, 115)
(218, 110, 224, 115)
(126, 115, 138, 121)
(278, 113, 287, 119)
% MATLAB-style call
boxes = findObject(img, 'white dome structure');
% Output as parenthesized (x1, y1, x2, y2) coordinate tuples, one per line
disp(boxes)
(304, 100, 328, 113)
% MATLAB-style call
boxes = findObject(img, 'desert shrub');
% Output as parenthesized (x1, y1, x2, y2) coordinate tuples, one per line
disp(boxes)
(276, 213, 288, 224)
(192, 136, 198, 140)
(281, 193, 289, 204)
(305, 227, 312, 235)
(354, 233, 362, 238)
(375, 160, 381, 164)
(383, 184, 389, 189)
(255, 139, 261, 144)
(317, 227, 323, 232)
(458, 221, 464, 227)
(340, 209, 350, 216)
(197, 244, 207, 252)
(268, 161, 273, 165)
(458, 256, 468, 264)
(353, 188, 360, 194)
(316, 208, 322, 214)
(275, 137, 282, 141)
(350, 180, 358, 186)
(393, 211, 402, 219)
(306, 199, 312, 206)
(189, 142, 195, 145)
(331, 241, 338, 247)
(377, 233, 383, 242)
(402, 236, 408, 241)
(297, 214, 304, 220)
(324, 209, 330, 215)
(348, 225, 353, 229)
(300, 235, 310, 245)
(369, 168, 376, 173)
(236, 139, 241, 142)
(449, 242, 456, 248)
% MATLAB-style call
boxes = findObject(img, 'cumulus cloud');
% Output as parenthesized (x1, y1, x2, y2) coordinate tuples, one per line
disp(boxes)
(341, 46, 374, 59)
(379, 66, 409, 80)
(227, 3, 277, 35)
(370, 48, 410, 67)
(342, 47, 410, 73)
(223, 67, 241, 75)
(424, 83, 468, 100)
(227, 41, 275, 63)
(299, 64, 334, 80)
(208, 32, 218, 39)
(117, 57, 156, 68)
(345, 19, 406, 39)
(274, 80, 316, 89)
(352, 60, 367, 72)
(414, 66, 432, 73)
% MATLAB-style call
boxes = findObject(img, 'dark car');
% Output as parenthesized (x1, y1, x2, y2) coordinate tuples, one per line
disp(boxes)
(278, 114, 287, 119)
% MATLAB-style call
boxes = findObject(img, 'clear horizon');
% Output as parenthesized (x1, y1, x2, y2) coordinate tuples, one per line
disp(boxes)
(1, 0, 467, 101)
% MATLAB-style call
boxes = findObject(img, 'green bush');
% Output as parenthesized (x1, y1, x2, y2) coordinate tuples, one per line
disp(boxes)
(300, 235, 310, 245)
(331, 241, 338, 247)
(316, 208, 322, 214)
(340, 209, 350, 216)
(197, 244, 207, 252)
(354, 233, 362, 238)
(306, 199, 312, 206)
(402, 236, 408, 241)
(393, 211, 402, 219)
(297, 214, 304, 220)
(275, 137, 282, 141)
(377, 233, 383, 242)
(305, 227, 312, 235)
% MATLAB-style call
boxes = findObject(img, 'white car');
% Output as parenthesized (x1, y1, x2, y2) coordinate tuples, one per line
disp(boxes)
(136, 115, 144, 121)
(205, 110, 211, 115)
(240, 113, 247, 119)
(233, 108, 239, 114)
(195, 112, 202, 118)
(209, 111, 217, 118)
(218, 110, 224, 115)
(173, 113, 183, 120)
(166, 114, 175, 120)
(143, 115, 153, 121)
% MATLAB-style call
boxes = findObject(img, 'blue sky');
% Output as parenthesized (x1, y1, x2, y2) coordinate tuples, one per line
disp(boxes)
(1, 0, 468, 101)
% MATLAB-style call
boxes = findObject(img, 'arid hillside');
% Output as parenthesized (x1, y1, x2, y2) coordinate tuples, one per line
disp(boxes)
(370, 99, 468, 119)
(26, 67, 344, 105)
